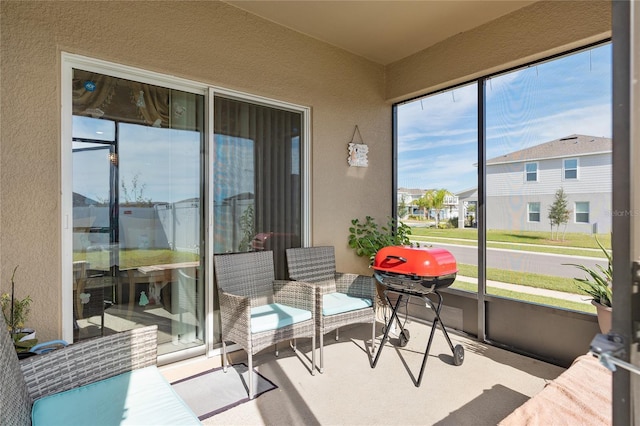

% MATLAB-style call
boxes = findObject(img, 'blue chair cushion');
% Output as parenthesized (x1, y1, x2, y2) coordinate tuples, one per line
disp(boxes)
(322, 292, 373, 316)
(31, 366, 200, 426)
(250, 303, 312, 333)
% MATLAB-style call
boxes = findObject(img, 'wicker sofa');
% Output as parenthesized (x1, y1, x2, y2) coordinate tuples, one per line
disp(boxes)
(0, 315, 200, 425)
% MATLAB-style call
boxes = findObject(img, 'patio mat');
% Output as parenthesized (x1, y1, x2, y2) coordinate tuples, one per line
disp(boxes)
(170, 363, 277, 420)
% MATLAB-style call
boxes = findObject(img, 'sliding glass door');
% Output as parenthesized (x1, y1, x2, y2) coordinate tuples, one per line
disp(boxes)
(71, 69, 205, 356)
(65, 57, 309, 356)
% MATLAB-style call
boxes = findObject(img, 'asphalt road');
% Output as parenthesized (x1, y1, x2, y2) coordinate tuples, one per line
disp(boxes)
(418, 241, 608, 279)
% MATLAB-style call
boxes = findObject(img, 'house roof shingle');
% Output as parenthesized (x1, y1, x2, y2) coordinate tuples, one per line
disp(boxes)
(486, 134, 612, 165)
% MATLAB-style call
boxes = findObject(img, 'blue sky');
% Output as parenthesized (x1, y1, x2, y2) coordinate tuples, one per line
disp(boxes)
(74, 119, 201, 204)
(397, 43, 612, 194)
(74, 117, 300, 204)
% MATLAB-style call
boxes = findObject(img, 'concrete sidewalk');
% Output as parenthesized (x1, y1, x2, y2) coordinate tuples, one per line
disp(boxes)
(455, 275, 592, 305)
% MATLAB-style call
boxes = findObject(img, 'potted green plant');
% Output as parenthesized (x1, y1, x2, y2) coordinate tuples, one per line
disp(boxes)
(564, 237, 612, 333)
(0, 265, 38, 355)
(348, 216, 413, 265)
(348, 216, 414, 305)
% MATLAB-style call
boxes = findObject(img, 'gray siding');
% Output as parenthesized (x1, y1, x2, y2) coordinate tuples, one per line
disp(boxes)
(487, 153, 611, 197)
(486, 152, 611, 233)
(486, 192, 612, 233)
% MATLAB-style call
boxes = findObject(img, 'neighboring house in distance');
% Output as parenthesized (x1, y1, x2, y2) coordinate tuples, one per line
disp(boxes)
(397, 187, 459, 221)
(486, 134, 612, 234)
(397, 187, 427, 217)
(455, 187, 478, 228)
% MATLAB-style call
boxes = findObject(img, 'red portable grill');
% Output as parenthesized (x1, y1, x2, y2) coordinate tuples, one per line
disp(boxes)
(371, 245, 464, 386)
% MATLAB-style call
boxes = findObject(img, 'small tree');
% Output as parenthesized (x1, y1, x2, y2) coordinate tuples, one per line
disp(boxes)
(121, 172, 152, 206)
(238, 204, 255, 252)
(548, 187, 570, 241)
(397, 194, 409, 219)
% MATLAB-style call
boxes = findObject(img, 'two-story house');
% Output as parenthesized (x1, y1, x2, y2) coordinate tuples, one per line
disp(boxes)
(486, 134, 612, 234)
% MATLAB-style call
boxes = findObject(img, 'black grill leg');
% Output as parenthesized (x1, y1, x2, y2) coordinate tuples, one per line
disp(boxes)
(371, 294, 405, 368)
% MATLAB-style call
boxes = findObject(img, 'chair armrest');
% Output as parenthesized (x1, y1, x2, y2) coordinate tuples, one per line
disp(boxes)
(273, 280, 316, 315)
(218, 291, 251, 343)
(19, 325, 158, 401)
(335, 273, 376, 299)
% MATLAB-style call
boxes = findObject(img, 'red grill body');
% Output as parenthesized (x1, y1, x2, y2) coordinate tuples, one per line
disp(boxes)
(373, 246, 457, 295)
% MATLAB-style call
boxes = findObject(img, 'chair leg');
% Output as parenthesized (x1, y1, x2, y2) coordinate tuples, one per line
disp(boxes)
(319, 331, 324, 374)
(311, 332, 316, 376)
(222, 340, 228, 373)
(248, 352, 254, 400)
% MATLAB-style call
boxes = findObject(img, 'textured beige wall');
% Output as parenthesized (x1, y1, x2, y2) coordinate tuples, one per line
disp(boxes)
(0, 0, 612, 340)
(0, 1, 388, 339)
(386, 0, 611, 102)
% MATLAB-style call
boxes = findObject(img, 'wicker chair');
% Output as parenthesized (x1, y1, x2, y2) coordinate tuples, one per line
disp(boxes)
(214, 250, 316, 399)
(0, 311, 201, 425)
(286, 246, 376, 373)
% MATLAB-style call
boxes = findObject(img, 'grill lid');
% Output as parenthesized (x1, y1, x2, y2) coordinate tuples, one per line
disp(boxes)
(373, 245, 458, 278)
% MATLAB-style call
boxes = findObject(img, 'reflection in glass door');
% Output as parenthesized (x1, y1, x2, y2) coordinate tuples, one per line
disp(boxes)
(71, 69, 205, 355)
(212, 96, 303, 280)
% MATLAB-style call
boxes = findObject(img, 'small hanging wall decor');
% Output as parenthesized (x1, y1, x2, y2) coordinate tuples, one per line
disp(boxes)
(347, 125, 369, 167)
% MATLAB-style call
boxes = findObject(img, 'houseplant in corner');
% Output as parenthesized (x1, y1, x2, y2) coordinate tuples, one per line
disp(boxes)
(0, 265, 38, 356)
(564, 237, 612, 334)
(348, 216, 413, 306)
(348, 215, 413, 265)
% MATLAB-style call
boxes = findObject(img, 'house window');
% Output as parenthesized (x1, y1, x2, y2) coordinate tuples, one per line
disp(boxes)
(575, 202, 590, 223)
(564, 158, 578, 179)
(525, 162, 538, 182)
(528, 202, 541, 222)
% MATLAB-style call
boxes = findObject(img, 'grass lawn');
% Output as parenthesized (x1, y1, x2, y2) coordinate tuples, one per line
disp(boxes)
(409, 227, 610, 249)
(456, 263, 579, 294)
(450, 279, 595, 314)
(405, 226, 603, 312)
(74, 249, 199, 270)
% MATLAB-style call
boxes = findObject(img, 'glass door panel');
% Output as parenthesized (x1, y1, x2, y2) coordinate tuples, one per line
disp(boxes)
(72, 69, 205, 355)
(213, 96, 302, 279)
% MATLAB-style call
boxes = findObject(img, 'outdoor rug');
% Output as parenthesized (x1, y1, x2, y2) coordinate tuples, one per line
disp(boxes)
(170, 363, 277, 420)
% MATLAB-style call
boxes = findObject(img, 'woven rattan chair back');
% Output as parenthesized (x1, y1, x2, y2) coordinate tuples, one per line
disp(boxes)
(0, 313, 32, 425)
(214, 250, 276, 307)
(286, 246, 337, 295)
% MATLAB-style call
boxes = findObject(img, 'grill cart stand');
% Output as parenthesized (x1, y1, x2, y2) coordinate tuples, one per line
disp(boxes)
(370, 246, 465, 387)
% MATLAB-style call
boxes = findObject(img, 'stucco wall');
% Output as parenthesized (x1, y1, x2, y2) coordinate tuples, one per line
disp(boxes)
(0, 1, 389, 339)
(386, 0, 611, 102)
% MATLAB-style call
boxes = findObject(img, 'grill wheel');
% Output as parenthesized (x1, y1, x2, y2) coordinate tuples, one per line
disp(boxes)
(454, 344, 465, 366)
(399, 329, 410, 347)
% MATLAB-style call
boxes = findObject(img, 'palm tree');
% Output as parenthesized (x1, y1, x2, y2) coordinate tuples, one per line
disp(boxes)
(429, 188, 452, 227)
(415, 193, 432, 221)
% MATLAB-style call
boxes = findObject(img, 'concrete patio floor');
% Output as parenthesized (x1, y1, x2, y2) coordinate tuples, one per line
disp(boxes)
(160, 319, 566, 425)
